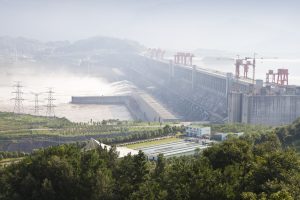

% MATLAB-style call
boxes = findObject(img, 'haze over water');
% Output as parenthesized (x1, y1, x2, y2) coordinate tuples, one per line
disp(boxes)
(0, 64, 134, 122)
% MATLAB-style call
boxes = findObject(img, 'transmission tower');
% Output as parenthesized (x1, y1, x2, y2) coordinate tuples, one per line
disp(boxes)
(45, 88, 56, 117)
(31, 92, 43, 116)
(12, 82, 24, 114)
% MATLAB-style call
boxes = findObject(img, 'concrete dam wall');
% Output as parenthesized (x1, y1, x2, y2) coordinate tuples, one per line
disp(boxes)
(121, 56, 300, 125)
(71, 94, 178, 122)
(85, 55, 300, 125)
(229, 93, 300, 126)
(118, 56, 254, 122)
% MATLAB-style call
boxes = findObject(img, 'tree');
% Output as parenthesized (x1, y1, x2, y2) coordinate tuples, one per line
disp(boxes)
(1, 132, 300, 200)
(202, 138, 252, 170)
(270, 190, 293, 200)
(154, 154, 165, 179)
(132, 151, 149, 185)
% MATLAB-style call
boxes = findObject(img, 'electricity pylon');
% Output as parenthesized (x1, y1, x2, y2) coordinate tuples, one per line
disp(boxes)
(31, 92, 43, 116)
(12, 82, 24, 114)
(45, 88, 56, 117)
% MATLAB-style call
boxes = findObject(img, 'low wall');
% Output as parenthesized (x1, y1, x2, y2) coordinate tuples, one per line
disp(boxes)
(71, 96, 127, 104)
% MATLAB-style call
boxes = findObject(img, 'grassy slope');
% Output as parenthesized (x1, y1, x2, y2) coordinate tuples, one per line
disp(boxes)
(0, 112, 171, 137)
(2, 111, 300, 153)
(0, 112, 71, 131)
(0, 112, 177, 151)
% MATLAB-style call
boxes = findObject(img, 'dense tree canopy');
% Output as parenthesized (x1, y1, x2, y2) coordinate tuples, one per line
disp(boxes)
(1, 131, 299, 200)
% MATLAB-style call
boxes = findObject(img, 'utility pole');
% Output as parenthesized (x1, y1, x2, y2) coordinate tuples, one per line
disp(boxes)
(45, 88, 55, 117)
(12, 82, 24, 114)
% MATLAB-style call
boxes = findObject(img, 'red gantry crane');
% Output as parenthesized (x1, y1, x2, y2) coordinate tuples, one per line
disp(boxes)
(265, 68, 289, 86)
(277, 69, 289, 85)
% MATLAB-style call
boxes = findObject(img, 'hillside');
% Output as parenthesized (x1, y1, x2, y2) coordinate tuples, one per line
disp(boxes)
(0, 36, 143, 59)
(0, 112, 181, 152)
(55, 36, 144, 54)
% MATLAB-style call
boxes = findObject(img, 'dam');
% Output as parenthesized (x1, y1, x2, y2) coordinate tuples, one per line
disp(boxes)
(71, 92, 179, 122)
(67, 49, 300, 126)
(105, 51, 300, 126)
(115, 54, 253, 123)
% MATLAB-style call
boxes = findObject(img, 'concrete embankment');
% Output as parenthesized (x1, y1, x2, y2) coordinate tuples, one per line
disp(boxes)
(71, 94, 178, 122)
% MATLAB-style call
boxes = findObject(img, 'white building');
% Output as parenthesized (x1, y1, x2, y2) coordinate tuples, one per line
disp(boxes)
(186, 125, 211, 138)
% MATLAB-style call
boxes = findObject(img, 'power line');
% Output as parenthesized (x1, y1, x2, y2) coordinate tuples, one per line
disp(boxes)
(45, 88, 56, 117)
(12, 82, 24, 114)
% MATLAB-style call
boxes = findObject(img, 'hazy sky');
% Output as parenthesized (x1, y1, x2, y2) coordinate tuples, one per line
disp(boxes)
(1, 0, 300, 54)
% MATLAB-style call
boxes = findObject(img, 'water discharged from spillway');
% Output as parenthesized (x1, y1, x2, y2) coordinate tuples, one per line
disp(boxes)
(0, 70, 136, 122)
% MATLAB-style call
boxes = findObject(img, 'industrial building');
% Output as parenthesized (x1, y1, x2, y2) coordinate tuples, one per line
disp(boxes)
(137, 140, 208, 160)
(185, 124, 211, 138)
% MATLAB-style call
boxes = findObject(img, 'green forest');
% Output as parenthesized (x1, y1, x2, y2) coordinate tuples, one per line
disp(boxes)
(1, 131, 300, 200)
(1, 112, 300, 199)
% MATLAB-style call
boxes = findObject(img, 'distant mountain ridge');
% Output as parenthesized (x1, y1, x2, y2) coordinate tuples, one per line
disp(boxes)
(54, 36, 144, 54)
(0, 36, 144, 57)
